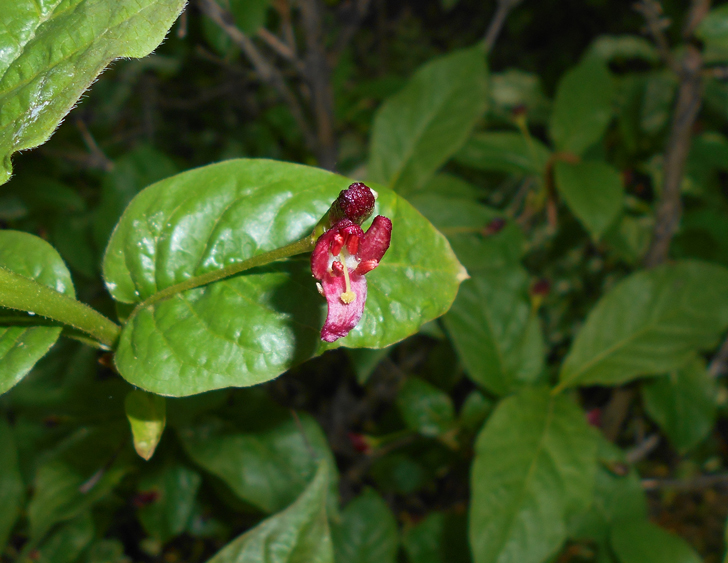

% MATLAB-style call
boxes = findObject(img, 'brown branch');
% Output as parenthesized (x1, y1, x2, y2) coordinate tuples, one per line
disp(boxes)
(483, 0, 523, 53)
(75, 119, 114, 172)
(633, 0, 678, 72)
(330, 0, 373, 66)
(643, 473, 728, 491)
(299, 0, 338, 170)
(197, 0, 318, 152)
(643, 44, 704, 268)
(257, 27, 305, 72)
(273, 0, 298, 57)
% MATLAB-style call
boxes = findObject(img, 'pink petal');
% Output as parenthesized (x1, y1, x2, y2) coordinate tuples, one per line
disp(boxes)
(358, 216, 392, 263)
(320, 273, 367, 343)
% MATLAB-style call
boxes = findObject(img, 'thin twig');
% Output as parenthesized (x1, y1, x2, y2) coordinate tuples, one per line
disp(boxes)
(634, 0, 679, 72)
(330, 0, 373, 66)
(625, 433, 660, 463)
(75, 119, 114, 172)
(643, 473, 728, 491)
(483, 0, 522, 53)
(273, 0, 298, 56)
(257, 27, 305, 72)
(197, 0, 318, 152)
(643, 43, 703, 267)
(299, 0, 338, 170)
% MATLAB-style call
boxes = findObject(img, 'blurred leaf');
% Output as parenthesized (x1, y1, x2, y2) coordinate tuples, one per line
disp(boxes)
(642, 356, 717, 453)
(470, 387, 598, 563)
(489, 69, 550, 124)
(402, 512, 470, 563)
(332, 489, 398, 563)
(84, 539, 131, 563)
(368, 46, 487, 194)
(603, 215, 652, 265)
(50, 213, 97, 279)
(557, 261, 728, 390)
(137, 460, 202, 543)
(585, 35, 660, 63)
(93, 145, 179, 250)
(610, 519, 702, 563)
(458, 390, 494, 433)
(550, 58, 614, 156)
(230, 0, 271, 34)
(103, 160, 466, 397)
(27, 424, 133, 543)
(554, 160, 624, 241)
(0, 231, 75, 395)
(125, 390, 166, 460)
(454, 132, 551, 176)
(206, 462, 333, 563)
(34, 512, 94, 563)
(178, 413, 337, 514)
(440, 0, 461, 11)
(370, 453, 429, 495)
(696, 4, 728, 50)
(0, 0, 186, 185)
(347, 346, 392, 385)
(444, 269, 545, 396)
(640, 71, 677, 135)
(396, 376, 455, 438)
(0, 417, 23, 552)
(418, 173, 482, 199)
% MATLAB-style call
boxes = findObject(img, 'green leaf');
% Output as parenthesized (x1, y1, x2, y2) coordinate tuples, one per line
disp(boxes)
(444, 269, 544, 396)
(34, 512, 94, 563)
(103, 159, 466, 397)
(125, 390, 167, 460)
(0, 231, 75, 394)
(557, 261, 728, 390)
(642, 356, 717, 453)
(489, 70, 550, 124)
(610, 519, 702, 563)
(137, 460, 202, 543)
(368, 46, 487, 193)
(0, 0, 186, 185)
(470, 387, 598, 563)
(554, 160, 624, 241)
(396, 376, 455, 438)
(458, 390, 494, 433)
(550, 58, 614, 156)
(402, 512, 470, 563)
(27, 424, 133, 543)
(230, 0, 271, 34)
(332, 489, 398, 563)
(585, 35, 660, 63)
(206, 462, 333, 563)
(0, 417, 24, 552)
(177, 413, 337, 515)
(696, 5, 728, 50)
(454, 132, 551, 176)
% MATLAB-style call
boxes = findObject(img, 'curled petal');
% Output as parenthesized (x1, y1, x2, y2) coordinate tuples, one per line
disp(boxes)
(320, 274, 368, 342)
(359, 216, 392, 263)
(311, 228, 339, 279)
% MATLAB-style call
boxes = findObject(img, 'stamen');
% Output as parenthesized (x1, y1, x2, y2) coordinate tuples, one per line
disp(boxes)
(339, 251, 356, 304)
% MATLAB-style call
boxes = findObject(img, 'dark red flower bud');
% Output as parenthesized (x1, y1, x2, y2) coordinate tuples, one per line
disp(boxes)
(338, 182, 376, 222)
(133, 490, 160, 508)
(585, 408, 602, 428)
(348, 432, 373, 454)
(482, 217, 506, 236)
(511, 104, 528, 118)
(530, 278, 551, 297)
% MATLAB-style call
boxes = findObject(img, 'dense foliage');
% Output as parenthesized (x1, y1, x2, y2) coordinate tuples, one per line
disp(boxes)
(2, 1, 728, 562)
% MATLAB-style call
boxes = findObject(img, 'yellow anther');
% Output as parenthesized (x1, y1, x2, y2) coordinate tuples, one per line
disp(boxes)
(339, 251, 357, 304)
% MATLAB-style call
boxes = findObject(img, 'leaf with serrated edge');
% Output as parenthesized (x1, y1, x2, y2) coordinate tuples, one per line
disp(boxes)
(206, 462, 333, 563)
(557, 261, 728, 390)
(0, 231, 75, 394)
(0, 0, 186, 185)
(470, 387, 597, 563)
(103, 159, 466, 397)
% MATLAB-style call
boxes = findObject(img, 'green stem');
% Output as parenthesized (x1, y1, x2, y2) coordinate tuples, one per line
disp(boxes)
(0, 267, 121, 348)
(128, 234, 318, 323)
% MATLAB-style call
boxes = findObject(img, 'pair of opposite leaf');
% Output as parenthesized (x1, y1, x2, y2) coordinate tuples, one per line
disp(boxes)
(311, 183, 393, 342)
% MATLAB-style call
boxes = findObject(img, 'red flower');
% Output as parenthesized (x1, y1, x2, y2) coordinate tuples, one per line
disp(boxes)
(311, 185, 392, 342)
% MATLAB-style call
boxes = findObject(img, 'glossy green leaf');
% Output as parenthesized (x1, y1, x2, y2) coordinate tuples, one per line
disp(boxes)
(0, 0, 186, 185)
(444, 269, 544, 396)
(470, 387, 598, 563)
(103, 159, 465, 397)
(332, 489, 398, 563)
(206, 462, 333, 563)
(557, 261, 728, 390)
(610, 519, 702, 563)
(34, 512, 94, 563)
(696, 5, 728, 50)
(402, 512, 470, 563)
(554, 160, 624, 241)
(454, 132, 551, 176)
(0, 418, 23, 552)
(550, 58, 614, 156)
(137, 461, 202, 543)
(0, 231, 75, 394)
(27, 424, 133, 543)
(177, 413, 337, 515)
(396, 377, 455, 438)
(642, 356, 717, 453)
(125, 390, 166, 460)
(368, 46, 487, 193)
